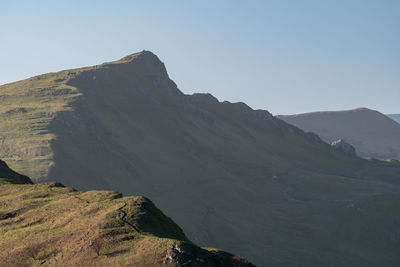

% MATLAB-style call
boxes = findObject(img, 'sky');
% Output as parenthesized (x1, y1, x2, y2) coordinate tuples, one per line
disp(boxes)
(1, 0, 399, 115)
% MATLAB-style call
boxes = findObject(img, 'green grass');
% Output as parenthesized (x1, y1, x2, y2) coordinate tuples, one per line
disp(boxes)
(0, 70, 81, 180)
(0, 159, 254, 266)
(0, 181, 254, 266)
(0, 52, 144, 181)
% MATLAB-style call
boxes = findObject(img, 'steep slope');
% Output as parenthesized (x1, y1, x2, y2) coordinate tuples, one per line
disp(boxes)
(0, 159, 33, 184)
(0, 180, 253, 266)
(277, 108, 400, 160)
(1, 52, 400, 266)
(387, 114, 400, 124)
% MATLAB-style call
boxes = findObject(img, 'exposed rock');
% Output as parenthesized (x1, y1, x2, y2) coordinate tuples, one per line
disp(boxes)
(4, 107, 27, 115)
(45, 181, 66, 188)
(164, 244, 191, 265)
(164, 243, 255, 267)
(331, 139, 357, 156)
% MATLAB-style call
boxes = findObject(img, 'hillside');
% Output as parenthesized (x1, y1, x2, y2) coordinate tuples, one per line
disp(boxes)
(277, 108, 400, 160)
(0, 160, 253, 266)
(387, 114, 400, 124)
(1, 51, 400, 266)
(0, 159, 33, 184)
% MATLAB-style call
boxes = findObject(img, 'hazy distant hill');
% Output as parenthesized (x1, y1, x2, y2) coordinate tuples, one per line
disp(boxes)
(0, 161, 253, 266)
(387, 114, 400, 124)
(277, 108, 400, 160)
(1, 51, 400, 266)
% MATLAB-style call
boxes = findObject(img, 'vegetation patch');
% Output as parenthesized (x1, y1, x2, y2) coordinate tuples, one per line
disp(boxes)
(0, 175, 254, 266)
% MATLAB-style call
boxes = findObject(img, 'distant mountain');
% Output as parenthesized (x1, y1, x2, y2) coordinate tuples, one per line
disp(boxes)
(1, 52, 400, 266)
(277, 108, 400, 160)
(0, 162, 253, 266)
(387, 114, 400, 124)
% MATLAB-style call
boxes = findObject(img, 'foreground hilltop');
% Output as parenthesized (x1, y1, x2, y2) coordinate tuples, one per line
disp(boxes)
(0, 160, 254, 266)
(277, 108, 400, 160)
(1, 51, 400, 266)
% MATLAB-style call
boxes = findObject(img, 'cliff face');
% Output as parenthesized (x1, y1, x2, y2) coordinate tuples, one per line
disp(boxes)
(1, 52, 400, 266)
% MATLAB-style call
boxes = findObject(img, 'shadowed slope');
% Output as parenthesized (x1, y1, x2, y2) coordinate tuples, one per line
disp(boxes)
(0, 159, 32, 184)
(1, 52, 400, 266)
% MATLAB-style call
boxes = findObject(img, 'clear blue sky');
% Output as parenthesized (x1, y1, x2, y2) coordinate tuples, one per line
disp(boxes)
(1, 0, 399, 114)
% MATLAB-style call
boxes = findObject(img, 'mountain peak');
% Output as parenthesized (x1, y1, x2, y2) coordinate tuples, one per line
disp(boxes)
(351, 107, 374, 112)
(99, 50, 170, 80)
(115, 50, 159, 64)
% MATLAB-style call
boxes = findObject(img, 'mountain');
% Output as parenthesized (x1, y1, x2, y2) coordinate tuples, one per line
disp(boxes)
(1, 51, 400, 266)
(387, 114, 400, 124)
(0, 161, 253, 266)
(277, 108, 400, 160)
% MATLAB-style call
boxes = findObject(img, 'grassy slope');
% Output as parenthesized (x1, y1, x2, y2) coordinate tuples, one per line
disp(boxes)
(0, 69, 82, 179)
(0, 164, 254, 267)
(0, 52, 144, 179)
(1, 51, 400, 266)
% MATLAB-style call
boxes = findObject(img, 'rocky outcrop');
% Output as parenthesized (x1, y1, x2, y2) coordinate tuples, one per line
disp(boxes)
(164, 243, 255, 267)
(331, 139, 356, 156)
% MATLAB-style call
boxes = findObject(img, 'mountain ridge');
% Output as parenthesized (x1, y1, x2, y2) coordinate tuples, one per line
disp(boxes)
(277, 108, 400, 160)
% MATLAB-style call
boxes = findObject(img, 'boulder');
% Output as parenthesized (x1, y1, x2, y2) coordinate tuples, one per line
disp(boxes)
(331, 139, 357, 156)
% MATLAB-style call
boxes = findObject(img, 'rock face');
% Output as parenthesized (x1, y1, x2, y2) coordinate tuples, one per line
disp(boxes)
(331, 139, 357, 156)
(1, 52, 400, 266)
